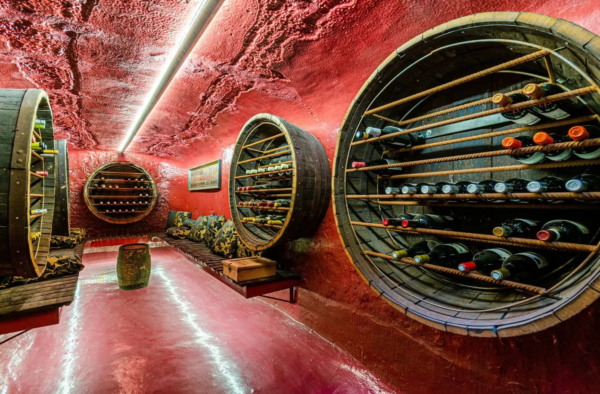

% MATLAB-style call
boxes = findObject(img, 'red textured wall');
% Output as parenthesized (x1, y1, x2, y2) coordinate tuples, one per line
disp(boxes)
(3, 1, 600, 393)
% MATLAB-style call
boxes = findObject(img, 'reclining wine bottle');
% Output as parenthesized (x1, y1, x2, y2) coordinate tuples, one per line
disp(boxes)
(268, 216, 287, 225)
(491, 252, 548, 281)
(351, 159, 402, 175)
(522, 83, 572, 120)
(400, 183, 417, 194)
(413, 243, 472, 266)
(34, 119, 46, 129)
(502, 136, 546, 164)
(385, 186, 400, 195)
(401, 214, 453, 229)
(493, 178, 532, 193)
(536, 220, 589, 243)
(565, 173, 600, 192)
(492, 92, 541, 125)
(31, 142, 47, 150)
(533, 131, 573, 162)
(458, 248, 512, 274)
(568, 125, 600, 159)
(382, 213, 414, 226)
(417, 182, 439, 195)
(466, 180, 500, 196)
(526, 176, 565, 193)
(355, 126, 424, 147)
(493, 218, 539, 238)
(273, 199, 291, 208)
(391, 239, 441, 259)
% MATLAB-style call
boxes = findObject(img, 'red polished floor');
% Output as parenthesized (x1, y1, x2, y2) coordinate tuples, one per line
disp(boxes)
(0, 239, 398, 394)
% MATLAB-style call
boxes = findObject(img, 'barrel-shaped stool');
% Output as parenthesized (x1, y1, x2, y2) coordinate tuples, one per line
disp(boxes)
(117, 243, 151, 290)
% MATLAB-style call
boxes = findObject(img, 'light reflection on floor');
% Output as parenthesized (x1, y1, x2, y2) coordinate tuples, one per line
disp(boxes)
(0, 240, 397, 394)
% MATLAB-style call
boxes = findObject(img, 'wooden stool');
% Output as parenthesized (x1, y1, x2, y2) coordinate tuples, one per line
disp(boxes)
(117, 243, 151, 290)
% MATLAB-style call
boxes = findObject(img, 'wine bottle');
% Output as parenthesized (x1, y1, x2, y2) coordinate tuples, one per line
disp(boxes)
(466, 180, 499, 194)
(355, 126, 425, 147)
(491, 252, 548, 281)
(382, 213, 414, 227)
(493, 218, 539, 238)
(268, 216, 286, 225)
(400, 183, 417, 195)
(417, 183, 439, 195)
(492, 93, 541, 125)
(568, 125, 600, 159)
(413, 243, 472, 266)
(526, 176, 565, 193)
(502, 136, 546, 164)
(565, 173, 600, 192)
(31, 142, 47, 150)
(401, 214, 453, 229)
(493, 178, 532, 193)
(536, 220, 589, 243)
(351, 159, 402, 175)
(458, 248, 512, 274)
(533, 131, 573, 162)
(391, 239, 441, 259)
(273, 199, 291, 208)
(30, 209, 47, 215)
(30, 231, 42, 242)
(385, 187, 400, 195)
(441, 181, 476, 195)
(523, 83, 571, 120)
(34, 119, 46, 129)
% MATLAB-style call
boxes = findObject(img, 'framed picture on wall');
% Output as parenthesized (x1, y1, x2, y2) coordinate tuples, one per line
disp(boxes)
(188, 160, 221, 191)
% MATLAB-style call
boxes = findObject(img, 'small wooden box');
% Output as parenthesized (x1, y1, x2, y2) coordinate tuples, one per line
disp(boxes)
(222, 257, 277, 282)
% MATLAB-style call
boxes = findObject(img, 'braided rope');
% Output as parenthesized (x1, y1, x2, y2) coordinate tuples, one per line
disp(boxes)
(364, 49, 551, 115)
(384, 159, 600, 180)
(349, 139, 600, 172)
(353, 86, 598, 146)
(384, 115, 598, 155)
(346, 191, 600, 200)
(363, 251, 547, 295)
(352, 221, 594, 253)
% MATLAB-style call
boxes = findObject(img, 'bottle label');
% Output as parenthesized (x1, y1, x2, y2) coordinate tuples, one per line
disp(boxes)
(513, 112, 541, 125)
(543, 107, 570, 120)
(547, 149, 572, 162)
(517, 253, 548, 269)
(447, 243, 469, 254)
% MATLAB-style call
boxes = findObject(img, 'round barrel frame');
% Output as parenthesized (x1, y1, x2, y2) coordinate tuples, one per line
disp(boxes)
(84, 161, 157, 225)
(229, 114, 330, 251)
(0, 89, 56, 278)
(333, 12, 600, 337)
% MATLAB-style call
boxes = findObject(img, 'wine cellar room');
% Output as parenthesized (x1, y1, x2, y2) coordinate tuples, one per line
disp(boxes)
(2, 1, 600, 393)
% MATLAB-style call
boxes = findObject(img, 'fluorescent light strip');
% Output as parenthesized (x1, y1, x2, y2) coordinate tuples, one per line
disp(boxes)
(118, 0, 224, 153)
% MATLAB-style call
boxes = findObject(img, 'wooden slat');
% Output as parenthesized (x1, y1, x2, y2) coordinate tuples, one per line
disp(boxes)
(242, 133, 284, 149)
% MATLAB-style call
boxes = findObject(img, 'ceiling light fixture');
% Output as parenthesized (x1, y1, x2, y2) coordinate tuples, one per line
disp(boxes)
(118, 0, 224, 153)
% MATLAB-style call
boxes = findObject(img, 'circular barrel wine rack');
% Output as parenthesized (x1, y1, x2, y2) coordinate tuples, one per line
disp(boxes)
(52, 140, 71, 236)
(84, 162, 157, 224)
(229, 113, 330, 251)
(333, 12, 600, 337)
(0, 89, 56, 278)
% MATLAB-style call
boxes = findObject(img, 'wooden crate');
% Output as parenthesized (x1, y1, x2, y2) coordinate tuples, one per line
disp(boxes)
(222, 257, 277, 282)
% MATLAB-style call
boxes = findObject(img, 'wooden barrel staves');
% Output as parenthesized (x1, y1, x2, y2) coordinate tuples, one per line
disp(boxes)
(332, 13, 600, 337)
(52, 139, 70, 236)
(0, 89, 56, 278)
(117, 243, 151, 290)
(229, 113, 331, 251)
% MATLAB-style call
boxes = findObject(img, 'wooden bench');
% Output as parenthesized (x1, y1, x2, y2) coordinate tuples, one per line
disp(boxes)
(159, 235, 300, 303)
(0, 242, 84, 336)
